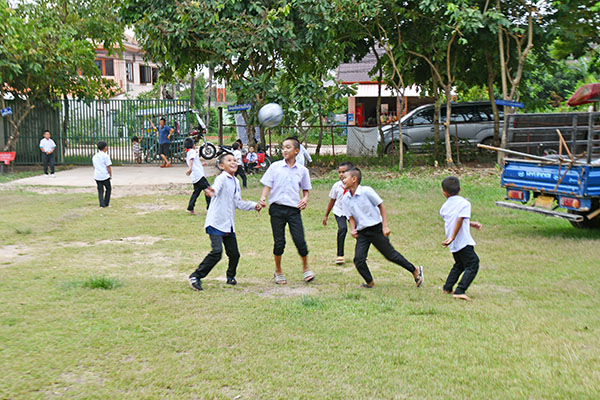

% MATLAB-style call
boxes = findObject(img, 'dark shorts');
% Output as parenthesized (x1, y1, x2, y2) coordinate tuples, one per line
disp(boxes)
(160, 143, 171, 156)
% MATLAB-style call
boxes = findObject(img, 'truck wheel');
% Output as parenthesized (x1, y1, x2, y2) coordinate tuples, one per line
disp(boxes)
(568, 207, 600, 229)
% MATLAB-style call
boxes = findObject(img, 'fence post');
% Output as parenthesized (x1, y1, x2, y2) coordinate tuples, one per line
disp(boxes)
(331, 125, 335, 163)
(218, 107, 223, 146)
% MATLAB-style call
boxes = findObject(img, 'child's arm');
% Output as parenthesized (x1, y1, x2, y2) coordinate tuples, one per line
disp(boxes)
(470, 221, 482, 230)
(323, 198, 336, 226)
(348, 216, 358, 238)
(443, 217, 464, 247)
(377, 203, 390, 237)
(298, 190, 309, 210)
(260, 186, 271, 208)
(107, 165, 112, 179)
(185, 156, 193, 176)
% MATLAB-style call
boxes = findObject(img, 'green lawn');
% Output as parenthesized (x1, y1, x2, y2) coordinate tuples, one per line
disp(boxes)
(1, 168, 599, 399)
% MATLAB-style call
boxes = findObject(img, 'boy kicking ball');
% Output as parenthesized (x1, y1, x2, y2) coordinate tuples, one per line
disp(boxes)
(440, 176, 482, 301)
(341, 168, 424, 289)
(188, 153, 262, 291)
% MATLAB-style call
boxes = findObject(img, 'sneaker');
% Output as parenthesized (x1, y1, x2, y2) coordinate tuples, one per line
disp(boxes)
(189, 275, 203, 291)
(187, 210, 196, 215)
(335, 256, 345, 264)
(415, 266, 424, 288)
(226, 276, 237, 285)
(50, 174, 56, 178)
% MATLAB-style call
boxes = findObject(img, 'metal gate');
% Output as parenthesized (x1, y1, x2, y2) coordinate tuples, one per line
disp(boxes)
(2, 99, 194, 165)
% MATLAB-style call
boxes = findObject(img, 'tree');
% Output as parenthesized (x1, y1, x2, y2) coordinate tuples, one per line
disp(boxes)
(0, 0, 123, 152)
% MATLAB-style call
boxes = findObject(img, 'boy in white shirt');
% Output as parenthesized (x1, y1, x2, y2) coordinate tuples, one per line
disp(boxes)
(184, 138, 211, 215)
(246, 146, 258, 173)
(232, 142, 247, 188)
(323, 161, 354, 264)
(92, 141, 112, 208)
(440, 176, 482, 301)
(188, 153, 262, 291)
(342, 168, 424, 289)
(259, 137, 314, 284)
(39, 130, 56, 177)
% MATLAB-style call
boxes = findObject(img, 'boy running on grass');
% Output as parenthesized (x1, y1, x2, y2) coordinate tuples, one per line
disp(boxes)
(259, 136, 315, 284)
(323, 161, 354, 264)
(341, 167, 424, 289)
(188, 153, 262, 291)
(184, 137, 211, 215)
(440, 176, 482, 301)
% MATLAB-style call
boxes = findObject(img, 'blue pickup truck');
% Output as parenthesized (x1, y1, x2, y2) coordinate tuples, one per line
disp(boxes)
(494, 112, 600, 228)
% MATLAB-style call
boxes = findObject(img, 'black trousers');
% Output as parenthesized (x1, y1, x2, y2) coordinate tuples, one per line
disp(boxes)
(95, 178, 111, 207)
(192, 234, 240, 279)
(335, 214, 348, 257)
(42, 152, 55, 174)
(246, 162, 257, 173)
(235, 165, 247, 188)
(187, 176, 211, 211)
(354, 223, 415, 284)
(269, 204, 308, 257)
(443, 245, 479, 295)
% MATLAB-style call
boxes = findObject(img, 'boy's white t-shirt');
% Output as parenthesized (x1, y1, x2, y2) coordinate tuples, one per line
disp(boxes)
(39, 138, 56, 152)
(233, 149, 243, 165)
(92, 151, 112, 181)
(186, 149, 206, 183)
(328, 180, 346, 217)
(440, 195, 476, 253)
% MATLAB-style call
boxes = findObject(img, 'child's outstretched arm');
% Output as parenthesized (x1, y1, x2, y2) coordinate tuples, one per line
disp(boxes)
(470, 221, 482, 230)
(377, 203, 390, 237)
(185, 157, 193, 176)
(259, 186, 271, 208)
(443, 217, 464, 247)
(323, 199, 336, 226)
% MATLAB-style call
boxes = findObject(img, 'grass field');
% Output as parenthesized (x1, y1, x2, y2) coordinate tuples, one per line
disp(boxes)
(1, 168, 599, 399)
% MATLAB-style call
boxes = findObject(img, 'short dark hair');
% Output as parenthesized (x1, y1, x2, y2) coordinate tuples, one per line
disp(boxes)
(232, 142, 240, 150)
(43, 129, 50, 135)
(339, 161, 354, 169)
(218, 152, 234, 165)
(347, 167, 362, 185)
(184, 137, 194, 149)
(236, 139, 243, 145)
(160, 117, 166, 122)
(442, 176, 461, 196)
(283, 136, 300, 149)
(132, 136, 139, 143)
(97, 141, 107, 151)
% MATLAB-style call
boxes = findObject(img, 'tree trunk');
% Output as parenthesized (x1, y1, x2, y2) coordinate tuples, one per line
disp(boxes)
(190, 73, 196, 109)
(206, 68, 213, 130)
(397, 95, 404, 170)
(444, 86, 454, 166)
(376, 59, 384, 157)
(315, 104, 324, 156)
(2, 98, 35, 152)
(485, 49, 500, 146)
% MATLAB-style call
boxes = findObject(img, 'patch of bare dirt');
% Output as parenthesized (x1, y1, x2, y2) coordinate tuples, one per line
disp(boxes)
(124, 202, 181, 215)
(0, 244, 35, 266)
(61, 235, 164, 248)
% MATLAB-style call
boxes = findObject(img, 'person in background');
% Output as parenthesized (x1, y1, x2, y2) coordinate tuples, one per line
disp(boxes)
(39, 130, 56, 177)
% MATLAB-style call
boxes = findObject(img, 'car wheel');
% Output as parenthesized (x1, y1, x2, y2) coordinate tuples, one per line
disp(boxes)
(384, 141, 408, 155)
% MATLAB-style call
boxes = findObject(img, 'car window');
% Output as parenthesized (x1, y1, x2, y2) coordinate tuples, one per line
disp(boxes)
(411, 108, 434, 125)
(440, 106, 475, 123)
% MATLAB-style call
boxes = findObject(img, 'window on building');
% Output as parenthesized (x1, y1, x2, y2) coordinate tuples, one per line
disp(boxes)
(152, 68, 158, 84)
(94, 59, 102, 73)
(139, 65, 151, 83)
(126, 62, 134, 82)
(104, 59, 114, 76)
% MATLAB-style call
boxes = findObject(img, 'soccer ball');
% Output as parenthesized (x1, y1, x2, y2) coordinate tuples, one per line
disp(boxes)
(258, 103, 284, 128)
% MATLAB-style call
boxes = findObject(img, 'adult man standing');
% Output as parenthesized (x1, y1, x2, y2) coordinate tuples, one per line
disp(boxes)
(156, 117, 174, 168)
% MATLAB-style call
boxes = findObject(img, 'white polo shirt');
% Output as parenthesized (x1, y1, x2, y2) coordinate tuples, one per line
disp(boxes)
(328, 180, 346, 217)
(39, 138, 56, 153)
(186, 149, 206, 184)
(260, 160, 312, 208)
(342, 185, 383, 231)
(295, 144, 312, 166)
(233, 149, 243, 166)
(205, 172, 257, 233)
(92, 151, 112, 181)
(440, 195, 476, 253)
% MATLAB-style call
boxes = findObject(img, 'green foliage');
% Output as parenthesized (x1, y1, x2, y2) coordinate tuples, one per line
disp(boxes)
(81, 276, 122, 290)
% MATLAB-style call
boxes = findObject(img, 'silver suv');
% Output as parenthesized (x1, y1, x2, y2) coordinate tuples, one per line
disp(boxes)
(382, 101, 504, 153)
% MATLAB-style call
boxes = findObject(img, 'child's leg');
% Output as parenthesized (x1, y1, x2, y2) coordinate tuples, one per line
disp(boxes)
(187, 180, 203, 211)
(335, 215, 348, 257)
(453, 246, 479, 295)
(369, 225, 416, 274)
(443, 252, 465, 293)
(222, 234, 241, 278)
(95, 179, 104, 207)
(191, 235, 224, 279)
(236, 167, 247, 188)
(269, 205, 288, 274)
(42, 153, 49, 175)
(103, 179, 111, 207)
(198, 176, 212, 210)
(287, 208, 309, 270)
(353, 231, 373, 283)
(49, 153, 55, 174)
